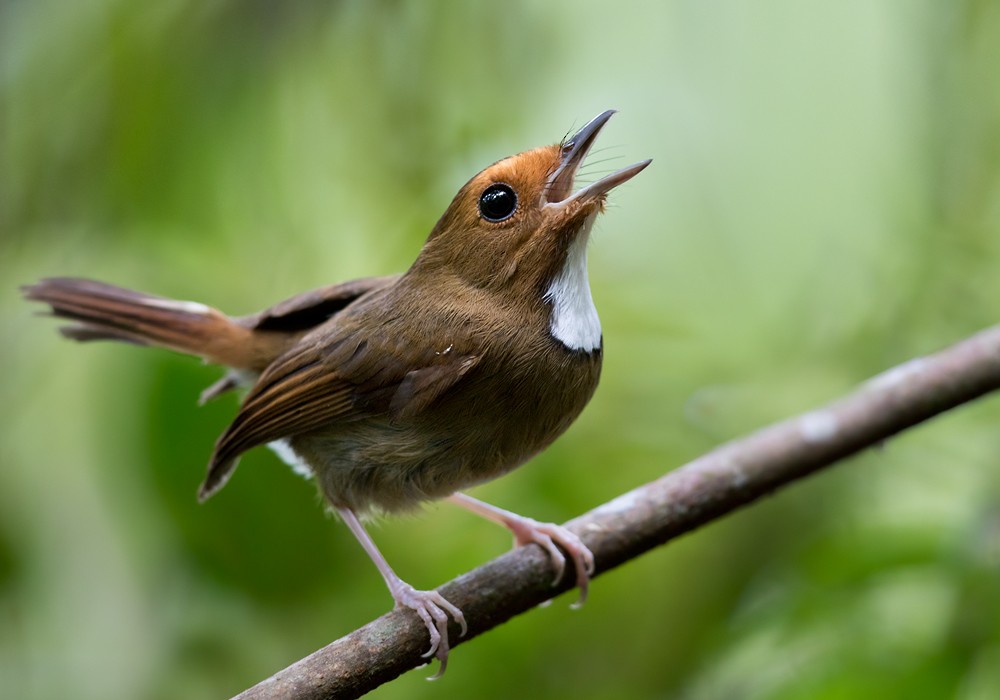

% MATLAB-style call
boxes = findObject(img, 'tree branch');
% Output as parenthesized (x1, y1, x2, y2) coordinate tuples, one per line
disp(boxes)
(233, 325, 1000, 700)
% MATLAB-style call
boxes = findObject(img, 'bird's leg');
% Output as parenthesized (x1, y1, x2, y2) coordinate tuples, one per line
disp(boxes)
(336, 507, 466, 677)
(447, 493, 596, 607)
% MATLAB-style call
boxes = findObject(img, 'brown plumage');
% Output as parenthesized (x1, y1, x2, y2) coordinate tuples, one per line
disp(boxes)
(23, 110, 650, 674)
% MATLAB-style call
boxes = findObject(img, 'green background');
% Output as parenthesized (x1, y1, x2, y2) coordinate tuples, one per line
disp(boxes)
(3, 1, 1000, 698)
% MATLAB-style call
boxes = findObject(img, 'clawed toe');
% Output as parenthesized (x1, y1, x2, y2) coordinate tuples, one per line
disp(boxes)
(508, 518, 595, 606)
(336, 507, 467, 676)
(446, 494, 597, 609)
(391, 582, 466, 677)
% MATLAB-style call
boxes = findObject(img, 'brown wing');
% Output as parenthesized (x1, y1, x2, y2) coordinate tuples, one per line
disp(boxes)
(196, 275, 402, 403)
(238, 275, 399, 333)
(199, 319, 480, 501)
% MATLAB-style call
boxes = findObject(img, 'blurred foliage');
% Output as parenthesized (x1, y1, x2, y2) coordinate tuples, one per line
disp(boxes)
(2, 0, 1000, 698)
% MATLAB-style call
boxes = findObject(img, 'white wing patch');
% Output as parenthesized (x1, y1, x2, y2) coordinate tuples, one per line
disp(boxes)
(544, 211, 602, 352)
(268, 439, 314, 479)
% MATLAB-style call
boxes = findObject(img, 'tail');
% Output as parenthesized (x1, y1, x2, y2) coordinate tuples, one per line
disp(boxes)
(22, 277, 266, 370)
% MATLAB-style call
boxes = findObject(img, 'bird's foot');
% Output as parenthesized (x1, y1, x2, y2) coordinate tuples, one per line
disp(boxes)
(506, 516, 596, 607)
(389, 580, 467, 678)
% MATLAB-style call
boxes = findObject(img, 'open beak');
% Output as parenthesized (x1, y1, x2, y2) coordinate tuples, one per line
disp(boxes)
(544, 109, 652, 207)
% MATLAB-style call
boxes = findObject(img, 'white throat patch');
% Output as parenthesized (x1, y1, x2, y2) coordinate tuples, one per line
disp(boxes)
(544, 212, 602, 352)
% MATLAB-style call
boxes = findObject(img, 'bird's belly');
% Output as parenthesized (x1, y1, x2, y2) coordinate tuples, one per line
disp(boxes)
(284, 420, 534, 515)
(279, 348, 601, 515)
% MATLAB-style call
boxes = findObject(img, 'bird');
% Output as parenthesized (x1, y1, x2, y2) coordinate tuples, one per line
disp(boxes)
(23, 109, 650, 674)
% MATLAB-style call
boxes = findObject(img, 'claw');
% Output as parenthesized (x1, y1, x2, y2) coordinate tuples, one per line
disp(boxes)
(390, 581, 466, 678)
(447, 493, 596, 608)
(335, 506, 467, 677)
(506, 517, 595, 608)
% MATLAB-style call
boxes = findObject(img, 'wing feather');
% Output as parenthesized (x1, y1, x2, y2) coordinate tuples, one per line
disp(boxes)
(200, 350, 355, 500)
(199, 298, 483, 500)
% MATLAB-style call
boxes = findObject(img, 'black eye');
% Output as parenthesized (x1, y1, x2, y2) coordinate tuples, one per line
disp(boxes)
(478, 183, 518, 222)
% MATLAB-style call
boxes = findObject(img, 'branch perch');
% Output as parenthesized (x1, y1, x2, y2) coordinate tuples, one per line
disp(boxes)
(234, 324, 1000, 700)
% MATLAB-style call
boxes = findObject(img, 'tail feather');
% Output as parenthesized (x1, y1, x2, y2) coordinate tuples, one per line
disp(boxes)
(23, 277, 265, 369)
(59, 325, 149, 345)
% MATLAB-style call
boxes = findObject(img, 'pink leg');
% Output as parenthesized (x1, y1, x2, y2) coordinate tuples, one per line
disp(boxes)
(337, 507, 466, 677)
(447, 493, 596, 607)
